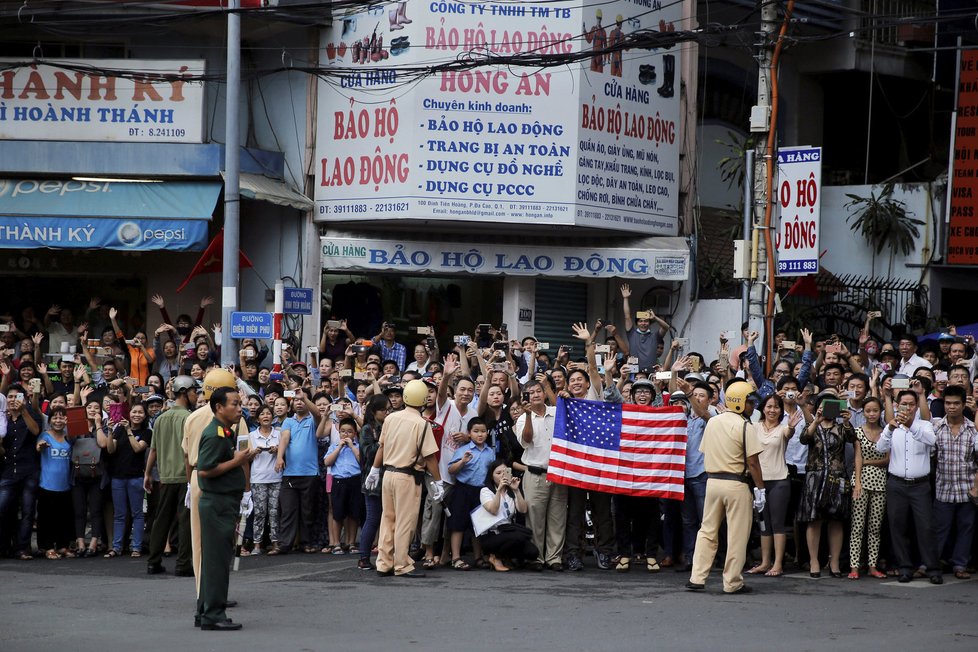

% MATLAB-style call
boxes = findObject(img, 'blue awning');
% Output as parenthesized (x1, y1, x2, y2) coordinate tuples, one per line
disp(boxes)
(0, 178, 221, 251)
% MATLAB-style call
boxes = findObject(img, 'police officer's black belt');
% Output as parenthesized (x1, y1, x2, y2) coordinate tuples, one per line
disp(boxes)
(383, 465, 415, 474)
(707, 472, 749, 483)
(526, 465, 547, 475)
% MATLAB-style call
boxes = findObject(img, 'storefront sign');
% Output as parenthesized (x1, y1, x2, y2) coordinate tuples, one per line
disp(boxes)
(948, 49, 978, 264)
(775, 146, 821, 276)
(0, 58, 205, 143)
(0, 178, 221, 217)
(0, 216, 208, 251)
(315, 0, 680, 235)
(321, 235, 688, 280)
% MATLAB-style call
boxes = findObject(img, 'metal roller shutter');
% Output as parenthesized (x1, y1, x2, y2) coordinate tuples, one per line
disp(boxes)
(533, 279, 588, 355)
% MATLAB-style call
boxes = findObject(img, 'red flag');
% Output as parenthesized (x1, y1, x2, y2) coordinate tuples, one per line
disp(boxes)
(175, 228, 253, 293)
(786, 275, 819, 298)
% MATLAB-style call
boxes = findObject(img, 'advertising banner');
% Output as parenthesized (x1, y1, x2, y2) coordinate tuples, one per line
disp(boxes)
(775, 146, 821, 276)
(0, 216, 208, 251)
(315, 0, 681, 235)
(948, 49, 978, 264)
(0, 58, 205, 143)
(321, 234, 689, 280)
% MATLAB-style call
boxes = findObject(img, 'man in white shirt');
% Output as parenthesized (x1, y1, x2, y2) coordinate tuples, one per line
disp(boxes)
(876, 389, 942, 584)
(516, 380, 565, 571)
(897, 334, 932, 377)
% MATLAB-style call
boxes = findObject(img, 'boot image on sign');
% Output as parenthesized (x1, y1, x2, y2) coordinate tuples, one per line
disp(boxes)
(397, 2, 412, 25)
(389, 7, 403, 31)
(658, 55, 675, 98)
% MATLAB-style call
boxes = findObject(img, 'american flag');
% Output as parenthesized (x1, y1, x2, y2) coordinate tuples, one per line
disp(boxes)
(549, 398, 687, 500)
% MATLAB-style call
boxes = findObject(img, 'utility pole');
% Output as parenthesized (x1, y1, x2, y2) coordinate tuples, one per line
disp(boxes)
(221, 0, 241, 366)
(747, 0, 778, 358)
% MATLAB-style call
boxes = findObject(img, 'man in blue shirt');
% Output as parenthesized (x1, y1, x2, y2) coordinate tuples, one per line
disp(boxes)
(678, 382, 715, 572)
(373, 322, 407, 372)
(274, 387, 322, 553)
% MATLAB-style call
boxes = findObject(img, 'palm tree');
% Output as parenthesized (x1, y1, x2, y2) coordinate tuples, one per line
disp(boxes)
(845, 183, 924, 277)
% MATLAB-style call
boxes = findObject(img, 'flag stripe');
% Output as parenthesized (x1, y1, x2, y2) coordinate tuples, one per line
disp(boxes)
(549, 397, 687, 499)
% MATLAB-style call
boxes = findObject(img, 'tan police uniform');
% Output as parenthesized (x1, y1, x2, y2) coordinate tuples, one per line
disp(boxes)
(689, 410, 762, 592)
(182, 406, 248, 596)
(375, 408, 437, 575)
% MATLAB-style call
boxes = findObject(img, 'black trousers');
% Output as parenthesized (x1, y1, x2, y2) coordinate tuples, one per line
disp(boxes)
(479, 526, 539, 561)
(565, 488, 614, 557)
(278, 476, 319, 551)
(37, 489, 74, 551)
(72, 477, 104, 541)
(147, 482, 192, 572)
(886, 477, 940, 576)
(614, 495, 661, 557)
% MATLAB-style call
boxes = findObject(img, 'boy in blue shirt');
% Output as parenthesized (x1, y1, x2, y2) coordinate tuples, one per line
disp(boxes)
(323, 417, 364, 554)
(446, 418, 495, 569)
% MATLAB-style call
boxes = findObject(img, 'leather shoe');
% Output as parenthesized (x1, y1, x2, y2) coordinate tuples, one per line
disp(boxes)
(200, 619, 242, 631)
(929, 575, 944, 585)
(223, 600, 237, 608)
(526, 561, 544, 572)
(193, 615, 201, 628)
(397, 570, 426, 578)
(547, 562, 565, 572)
(147, 564, 165, 575)
(596, 553, 612, 570)
(565, 555, 584, 571)
(685, 581, 705, 591)
(174, 569, 195, 577)
(725, 584, 753, 594)
(376, 569, 394, 577)
(898, 574, 912, 583)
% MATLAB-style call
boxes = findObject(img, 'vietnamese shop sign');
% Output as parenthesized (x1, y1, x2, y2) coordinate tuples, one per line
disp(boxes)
(0, 216, 207, 251)
(774, 146, 822, 277)
(315, 0, 681, 235)
(0, 58, 205, 143)
(321, 235, 689, 280)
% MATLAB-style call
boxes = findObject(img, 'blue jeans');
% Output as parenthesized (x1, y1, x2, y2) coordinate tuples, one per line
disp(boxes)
(360, 494, 381, 561)
(681, 473, 707, 560)
(934, 499, 976, 571)
(0, 473, 39, 554)
(111, 477, 145, 552)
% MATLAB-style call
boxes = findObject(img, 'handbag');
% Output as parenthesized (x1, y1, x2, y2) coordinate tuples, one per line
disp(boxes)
(470, 502, 510, 537)
(71, 437, 102, 480)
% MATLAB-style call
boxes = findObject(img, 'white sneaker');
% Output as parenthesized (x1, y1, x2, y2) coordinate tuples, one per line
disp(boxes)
(251, 546, 262, 556)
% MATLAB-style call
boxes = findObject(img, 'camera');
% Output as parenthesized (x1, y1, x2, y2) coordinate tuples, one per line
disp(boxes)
(595, 344, 611, 354)
(453, 335, 470, 346)
(522, 391, 530, 403)
(283, 390, 297, 398)
(426, 337, 437, 349)
(492, 341, 509, 352)
(327, 320, 343, 329)
(536, 342, 549, 351)
(785, 391, 797, 400)
(413, 326, 433, 335)
(388, 376, 401, 384)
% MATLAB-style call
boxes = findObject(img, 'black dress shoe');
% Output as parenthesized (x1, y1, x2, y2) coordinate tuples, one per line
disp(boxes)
(194, 615, 201, 628)
(223, 600, 237, 608)
(725, 584, 753, 594)
(147, 564, 165, 575)
(397, 570, 426, 578)
(930, 575, 944, 585)
(376, 569, 394, 577)
(547, 562, 565, 572)
(526, 561, 544, 572)
(898, 574, 913, 583)
(200, 619, 242, 631)
(685, 581, 705, 591)
(174, 569, 195, 577)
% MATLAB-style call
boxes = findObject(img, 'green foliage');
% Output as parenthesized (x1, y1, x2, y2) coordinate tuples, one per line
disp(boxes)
(715, 130, 756, 192)
(844, 183, 924, 256)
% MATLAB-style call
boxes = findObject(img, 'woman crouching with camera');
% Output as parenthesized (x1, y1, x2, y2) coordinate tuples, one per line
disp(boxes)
(475, 459, 538, 572)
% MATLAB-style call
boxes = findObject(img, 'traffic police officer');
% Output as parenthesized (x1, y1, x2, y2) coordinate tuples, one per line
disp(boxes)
(365, 379, 443, 577)
(196, 386, 257, 631)
(687, 379, 766, 594)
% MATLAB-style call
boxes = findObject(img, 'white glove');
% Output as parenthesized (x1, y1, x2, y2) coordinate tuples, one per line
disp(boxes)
(753, 487, 766, 513)
(364, 467, 380, 491)
(239, 490, 253, 517)
(183, 482, 192, 509)
(430, 479, 446, 503)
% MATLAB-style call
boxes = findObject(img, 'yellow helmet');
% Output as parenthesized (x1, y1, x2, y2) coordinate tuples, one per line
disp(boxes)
(724, 380, 754, 414)
(595, 9, 602, 19)
(616, 14, 623, 23)
(402, 379, 429, 408)
(201, 368, 237, 400)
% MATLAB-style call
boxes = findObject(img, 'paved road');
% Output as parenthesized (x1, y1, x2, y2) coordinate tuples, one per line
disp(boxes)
(2, 553, 977, 651)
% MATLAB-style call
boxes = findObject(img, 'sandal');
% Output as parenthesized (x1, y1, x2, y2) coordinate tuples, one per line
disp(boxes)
(60, 549, 76, 559)
(474, 558, 490, 570)
(318, 546, 333, 554)
(660, 556, 674, 568)
(103, 550, 120, 559)
(487, 555, 510, 572)
(18, 552, 33, 561)
(45, 550, 61, 560)
(422, 557, 437, 569)
(238, 547, 250, 556)
(267, 546, 280, 556)
(452, 558, 471, 571)
(764, 569, 783, 577)
(615, 556, 631, 572)
(868, 568, 886, 579)
(747, 565, 771, 574)
(954, 570, 971, 580)
(646, 557, 661, 573)
(847, 570, 859, 580)
(130, 551, 142, 558)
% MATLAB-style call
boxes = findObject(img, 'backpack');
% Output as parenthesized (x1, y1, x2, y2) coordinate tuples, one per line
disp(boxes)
(71, 437, 103, 480)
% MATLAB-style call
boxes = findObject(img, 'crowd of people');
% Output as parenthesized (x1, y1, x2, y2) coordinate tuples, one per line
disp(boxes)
(2, 285, 977, 593)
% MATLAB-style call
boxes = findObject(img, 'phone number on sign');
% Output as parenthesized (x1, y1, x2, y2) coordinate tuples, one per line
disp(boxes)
(128, 128, 187, 138)
(320, 202, 410, 215)
(778, 259, 817, 273)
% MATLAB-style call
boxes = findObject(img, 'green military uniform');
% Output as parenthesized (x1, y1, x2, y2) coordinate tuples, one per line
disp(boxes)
(147, 405, 192, 573)
(196, 417, 245, 626)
